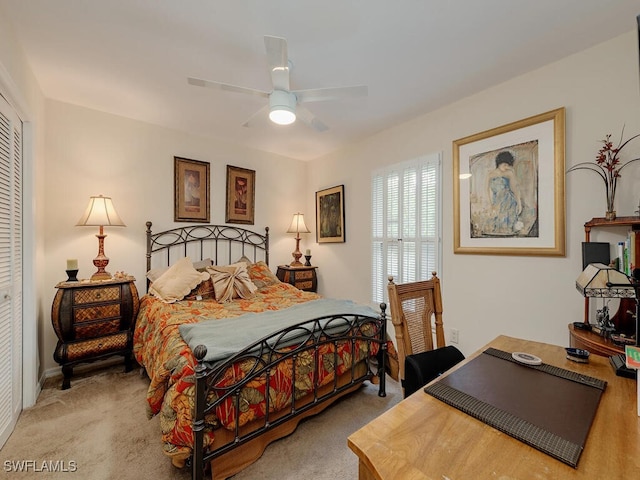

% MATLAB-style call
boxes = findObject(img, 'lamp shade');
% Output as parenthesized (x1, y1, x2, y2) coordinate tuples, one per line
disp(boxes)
(575, 263, 635, 298)
(76, 195, 126, 227)
(287, 213, 310, 234)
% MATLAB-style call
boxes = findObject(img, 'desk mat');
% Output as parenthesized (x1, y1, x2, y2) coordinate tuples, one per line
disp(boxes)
(424, 348, 607, 467)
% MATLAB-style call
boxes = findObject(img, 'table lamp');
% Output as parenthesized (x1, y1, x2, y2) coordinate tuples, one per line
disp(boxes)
(575, 262, 639, 376)
(286, 213, 310, 266)
(76, 195, 126, 280)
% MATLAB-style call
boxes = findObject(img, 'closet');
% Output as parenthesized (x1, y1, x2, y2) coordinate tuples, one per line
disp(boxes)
(0, 93, 23, 448)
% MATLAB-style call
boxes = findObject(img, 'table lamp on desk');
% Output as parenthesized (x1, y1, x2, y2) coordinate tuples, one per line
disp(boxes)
(575, 263, 639, 377)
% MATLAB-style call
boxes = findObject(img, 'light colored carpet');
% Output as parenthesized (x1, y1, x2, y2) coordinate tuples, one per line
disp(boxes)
(1, 363, 401, 479)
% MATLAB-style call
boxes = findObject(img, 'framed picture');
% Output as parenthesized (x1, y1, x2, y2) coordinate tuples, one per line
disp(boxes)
(174, 156, 210, 223)
(316, 185, 345, 243)
(225, 165, 255, 225)
(453, 107, 565, 256)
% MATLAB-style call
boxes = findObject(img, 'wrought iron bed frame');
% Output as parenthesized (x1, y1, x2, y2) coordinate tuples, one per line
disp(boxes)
(144, 222, 387, 480)
(145, 221, 269, 280)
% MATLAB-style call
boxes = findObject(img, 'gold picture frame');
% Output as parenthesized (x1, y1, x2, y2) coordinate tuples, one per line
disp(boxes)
(225, 165, 255, 225)
(174, 156, 210, 223)
(316, 185, 345, 243)
(453, 107, 565, 256)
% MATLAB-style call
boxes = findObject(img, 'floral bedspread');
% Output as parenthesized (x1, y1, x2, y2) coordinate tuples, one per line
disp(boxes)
(133, 282, 395, 465)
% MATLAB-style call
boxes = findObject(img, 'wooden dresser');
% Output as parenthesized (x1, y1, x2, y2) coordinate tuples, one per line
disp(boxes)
(276, 265, 318, 292)
(568, 323, 624, 356)
(51, 276, 139, 389)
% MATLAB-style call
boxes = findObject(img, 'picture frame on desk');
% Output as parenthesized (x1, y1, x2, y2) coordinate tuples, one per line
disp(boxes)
(581, 242, 610, 270)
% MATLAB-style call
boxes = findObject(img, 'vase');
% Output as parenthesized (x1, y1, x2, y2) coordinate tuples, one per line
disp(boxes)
(605, 210, 616, 221)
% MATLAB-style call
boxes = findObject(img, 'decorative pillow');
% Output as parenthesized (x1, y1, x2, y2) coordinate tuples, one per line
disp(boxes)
(184, 278, 216, 301)
(146, 257, 211, 282)
(149, 257, 210, 303)
(206, 262, 258, 302)
(193, 258, 213, 271)
(235, 255, 253, 266)
(146, 266, 169, 283)
(247, 261, 281, 289)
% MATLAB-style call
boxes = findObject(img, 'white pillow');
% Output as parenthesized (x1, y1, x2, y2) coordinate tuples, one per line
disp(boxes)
(146, 266, 169, 283)
(146, 257, 211, 283)
(149, 257, 210, 303)
(193, 258, 213, 271)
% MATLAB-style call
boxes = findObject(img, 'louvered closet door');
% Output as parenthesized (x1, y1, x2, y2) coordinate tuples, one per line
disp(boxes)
(0, 95, 22, 448)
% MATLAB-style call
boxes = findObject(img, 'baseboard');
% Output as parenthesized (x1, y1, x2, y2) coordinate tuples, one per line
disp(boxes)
(43, 356, 127, 381)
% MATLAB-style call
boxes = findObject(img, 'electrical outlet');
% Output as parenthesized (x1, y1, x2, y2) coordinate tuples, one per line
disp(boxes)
(450, 328, 459, 344)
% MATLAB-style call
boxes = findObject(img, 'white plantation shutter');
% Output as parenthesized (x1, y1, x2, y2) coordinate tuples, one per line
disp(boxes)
(371, 153, 441, 304)
(0, 94, 22, 449)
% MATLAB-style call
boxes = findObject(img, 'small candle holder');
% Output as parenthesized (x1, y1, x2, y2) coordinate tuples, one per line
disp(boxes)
(304, 255, 312, 267)
(65, 269, 79, 282)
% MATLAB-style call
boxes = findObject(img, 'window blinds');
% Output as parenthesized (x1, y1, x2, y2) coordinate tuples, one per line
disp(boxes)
(371, 153, 441, 304)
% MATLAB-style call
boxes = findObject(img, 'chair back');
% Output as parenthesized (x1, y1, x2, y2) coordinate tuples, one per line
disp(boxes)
(387, 272, 446, 384)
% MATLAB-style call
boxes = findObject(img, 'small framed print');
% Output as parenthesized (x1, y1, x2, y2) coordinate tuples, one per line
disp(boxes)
(226, 165, 255, 225)
(174, 156, 210, 223)
(316, 185, 345, 243)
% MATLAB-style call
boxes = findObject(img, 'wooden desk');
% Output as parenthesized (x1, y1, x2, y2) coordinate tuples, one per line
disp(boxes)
(348, 335, 639, 480)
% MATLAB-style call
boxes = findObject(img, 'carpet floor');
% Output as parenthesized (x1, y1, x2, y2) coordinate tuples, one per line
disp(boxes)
(1, 363, 401, 479)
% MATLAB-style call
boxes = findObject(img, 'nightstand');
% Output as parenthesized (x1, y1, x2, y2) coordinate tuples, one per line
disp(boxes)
(51, 276, 140, 389)
(276, 265, 318, 292)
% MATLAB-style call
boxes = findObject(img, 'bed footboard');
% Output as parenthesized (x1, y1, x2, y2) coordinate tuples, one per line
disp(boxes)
(191, 303, 388, 480)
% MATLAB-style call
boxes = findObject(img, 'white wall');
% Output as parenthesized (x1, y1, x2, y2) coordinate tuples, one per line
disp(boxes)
(41, 101, 309, 372)
(308, 31, 640, 356)
(4, 15, 640, 377)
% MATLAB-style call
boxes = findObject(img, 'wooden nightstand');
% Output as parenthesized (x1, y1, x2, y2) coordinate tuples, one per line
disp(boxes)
(51, 276, 140, 389)
(276, 265, 318, 292)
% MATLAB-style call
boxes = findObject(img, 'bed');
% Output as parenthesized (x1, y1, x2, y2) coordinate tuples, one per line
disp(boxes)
(134, 222, 396, 480)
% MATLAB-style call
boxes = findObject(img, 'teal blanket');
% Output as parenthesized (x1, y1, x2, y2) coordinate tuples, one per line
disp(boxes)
(178, 298, 379, 364)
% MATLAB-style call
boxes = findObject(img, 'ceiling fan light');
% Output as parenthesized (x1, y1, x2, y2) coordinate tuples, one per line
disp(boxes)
(269, 107, 296, 125)
(269, 90, 296, 125)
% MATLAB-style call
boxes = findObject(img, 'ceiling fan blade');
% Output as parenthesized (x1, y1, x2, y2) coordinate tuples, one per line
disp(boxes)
(264, 35, 290, 91)
(242, 104, 270, 128)
(294, 85, 368, 103)
(187, 77, 269, 98)
(296, 105, 328, 132)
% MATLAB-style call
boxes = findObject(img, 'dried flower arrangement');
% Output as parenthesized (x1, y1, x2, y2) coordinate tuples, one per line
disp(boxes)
(568, 128, 640, 219)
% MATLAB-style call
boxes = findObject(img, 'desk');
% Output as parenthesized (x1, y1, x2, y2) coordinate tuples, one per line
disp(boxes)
(348, 335, 639, 480)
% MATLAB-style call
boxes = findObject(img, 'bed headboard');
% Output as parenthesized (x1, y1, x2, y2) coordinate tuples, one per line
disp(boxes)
(145, 221, 270, 274)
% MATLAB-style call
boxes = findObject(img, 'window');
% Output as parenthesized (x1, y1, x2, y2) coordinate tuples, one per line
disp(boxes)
(372, 153, 441, 304)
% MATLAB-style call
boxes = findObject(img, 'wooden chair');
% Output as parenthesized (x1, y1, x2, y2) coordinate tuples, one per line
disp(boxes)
(387, 273, 464, 397)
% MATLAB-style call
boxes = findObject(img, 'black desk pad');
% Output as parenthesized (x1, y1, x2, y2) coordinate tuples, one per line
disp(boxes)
(424, 348, 607, 467)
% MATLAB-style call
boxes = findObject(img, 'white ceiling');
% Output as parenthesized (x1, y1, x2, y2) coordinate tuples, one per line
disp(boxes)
(1, 1, 639, 161)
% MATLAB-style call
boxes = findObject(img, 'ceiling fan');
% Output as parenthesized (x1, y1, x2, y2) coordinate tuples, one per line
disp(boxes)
(187, 35, 368, 132)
